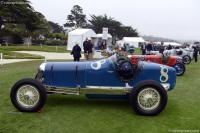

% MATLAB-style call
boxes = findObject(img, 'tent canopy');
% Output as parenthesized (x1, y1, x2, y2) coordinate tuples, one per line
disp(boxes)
(155, 42, 182, 46)
(97, 33, 112, 38)
(69, 29, 97, 37)
(122, 37, 145, 42)
(121, 37, 145, 48)
(67, 29, 97, 51)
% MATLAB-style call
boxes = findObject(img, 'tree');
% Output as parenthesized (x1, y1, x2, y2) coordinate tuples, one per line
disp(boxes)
(48, 21, 64, 33)
(119, 26, 139, 39)
(30, 12, 52, 39)
(64, 5, 87, 29)
(88, 14, 139, 40)
(0, 0, 42, 31)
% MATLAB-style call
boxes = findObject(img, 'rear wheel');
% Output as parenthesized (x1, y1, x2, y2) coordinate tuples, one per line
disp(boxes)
(172, 63, 185, 76)
(129, 81, 168, 116)
(182, 55, 191, 64)
(10, 78, 47, 112)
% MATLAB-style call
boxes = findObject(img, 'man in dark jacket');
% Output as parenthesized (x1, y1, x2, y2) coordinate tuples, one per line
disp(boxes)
(159, 41, 165, 54)
(71, 42, 81, 61)
(140, 42, 146, 55)
(193, 45, 198, 62)
(83, 37, 93, 61)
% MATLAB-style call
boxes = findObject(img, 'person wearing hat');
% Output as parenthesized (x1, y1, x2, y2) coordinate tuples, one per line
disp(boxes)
(71, 42, 82, 61)
(83, 37, 93, 61)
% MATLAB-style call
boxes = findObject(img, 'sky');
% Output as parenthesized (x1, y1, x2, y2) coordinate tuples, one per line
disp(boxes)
(30, 0, 200, 41)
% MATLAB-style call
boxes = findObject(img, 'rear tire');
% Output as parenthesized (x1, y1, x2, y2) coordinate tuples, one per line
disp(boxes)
(129, 80, 168, 116)
(10, 78, 47, 112)
(182, 55, 191, 64)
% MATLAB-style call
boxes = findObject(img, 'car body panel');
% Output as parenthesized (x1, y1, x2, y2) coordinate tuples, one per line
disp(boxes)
(128, 54, 182, 66)
(43, 54, 176, 92)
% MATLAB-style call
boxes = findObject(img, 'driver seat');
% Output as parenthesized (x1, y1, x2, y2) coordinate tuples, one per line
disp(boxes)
(161, 56, 171, 64)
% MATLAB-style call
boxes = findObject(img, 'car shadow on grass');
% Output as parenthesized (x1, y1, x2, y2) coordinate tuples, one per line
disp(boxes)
(45, 94, 131, 113)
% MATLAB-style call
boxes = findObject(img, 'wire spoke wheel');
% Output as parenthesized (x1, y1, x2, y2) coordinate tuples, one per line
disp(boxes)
(10, 78, 47, 112)
(17, 85, 40, 108)
(129, 80, 168, 116)
(137, 88, 160, 111)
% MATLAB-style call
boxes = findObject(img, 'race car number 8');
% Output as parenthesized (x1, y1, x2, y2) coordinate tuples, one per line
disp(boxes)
(160, 66, 169, 82)
(91, 59, 106, 70)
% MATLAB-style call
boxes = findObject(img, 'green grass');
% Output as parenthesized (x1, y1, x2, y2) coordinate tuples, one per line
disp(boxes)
(0, 46, 68, 59)
(0, 54, 200, 133)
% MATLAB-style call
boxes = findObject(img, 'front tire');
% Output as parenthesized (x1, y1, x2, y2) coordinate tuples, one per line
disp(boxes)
(10, 78, 47, 112)
(129, 81, 168, 116)
(182, 55, 191, 64)
(172, 63, 185, 76)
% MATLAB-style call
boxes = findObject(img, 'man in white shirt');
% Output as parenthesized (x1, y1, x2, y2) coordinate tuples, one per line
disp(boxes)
(106, 45, 114, 56)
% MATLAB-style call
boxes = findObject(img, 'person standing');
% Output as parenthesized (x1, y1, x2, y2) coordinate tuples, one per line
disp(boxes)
(167, 44, 172, 50)
(140, 42, 146, 55)
(159, 41, 165, 54)
(193, 45, 198, 62)
(83, 37, 93, 61)
(71, 42, 81, 61)
(125, 43, 130, 55)
(146, 42, 153, 54)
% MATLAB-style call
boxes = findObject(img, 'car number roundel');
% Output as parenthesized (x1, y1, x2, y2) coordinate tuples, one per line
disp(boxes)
(160, 66, 169, 82)
(91, 59, 106, 70)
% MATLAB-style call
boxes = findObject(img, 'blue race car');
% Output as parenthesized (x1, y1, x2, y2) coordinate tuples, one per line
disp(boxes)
(10, 54, 176, 116)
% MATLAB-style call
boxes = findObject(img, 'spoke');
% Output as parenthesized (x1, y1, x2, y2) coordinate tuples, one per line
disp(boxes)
(17, 85, 40, 108)
(137, 88, 160, 111)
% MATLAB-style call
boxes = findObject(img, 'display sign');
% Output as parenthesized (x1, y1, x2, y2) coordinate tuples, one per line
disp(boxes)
(102, 27, 108, 40)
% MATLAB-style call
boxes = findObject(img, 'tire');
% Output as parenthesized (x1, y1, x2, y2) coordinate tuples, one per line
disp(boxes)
(129, 80, 168, 116)
(10, 78, 47, 112)
(172, 63, 185, 76)
(182, 55, 191, 64)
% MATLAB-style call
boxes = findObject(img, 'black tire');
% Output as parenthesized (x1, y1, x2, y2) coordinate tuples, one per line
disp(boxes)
(171, 63, 185, 76)
(182, 55, 191, 64)
(129, 80, 168, 116)
(10, 78, 47, 112)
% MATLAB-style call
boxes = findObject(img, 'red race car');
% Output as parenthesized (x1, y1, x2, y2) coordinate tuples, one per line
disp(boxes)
(125, 54, 185, 76)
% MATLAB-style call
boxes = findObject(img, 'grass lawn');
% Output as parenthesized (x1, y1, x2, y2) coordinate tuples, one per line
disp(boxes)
(0, 53, 200, 133)
(0, 46, 68, 59)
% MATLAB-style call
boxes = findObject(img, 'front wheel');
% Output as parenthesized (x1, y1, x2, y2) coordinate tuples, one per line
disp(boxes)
(10, 78, 47, 112)
(129, 81, 168, 116)
(172, 63, 185, 76)
(182, 55, 191, 64)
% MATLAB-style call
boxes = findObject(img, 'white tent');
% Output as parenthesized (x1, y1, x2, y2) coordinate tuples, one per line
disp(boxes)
(155, 42, 182, 46)
(67, 29, 97, 50)
(96, 33, 112, 47)
(121, 37, 145, 48)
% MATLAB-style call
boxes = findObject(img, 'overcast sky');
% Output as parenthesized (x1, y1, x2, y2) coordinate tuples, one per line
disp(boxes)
(30, 0, 200, 41)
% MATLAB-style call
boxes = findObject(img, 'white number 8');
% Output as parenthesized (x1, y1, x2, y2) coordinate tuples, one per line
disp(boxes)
(160, 66, 169, 82)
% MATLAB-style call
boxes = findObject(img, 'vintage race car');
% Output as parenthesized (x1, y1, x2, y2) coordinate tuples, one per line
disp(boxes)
(127, 54, 185, 76)
(10, 54, 176, 116)
(149, 49, 193, 64)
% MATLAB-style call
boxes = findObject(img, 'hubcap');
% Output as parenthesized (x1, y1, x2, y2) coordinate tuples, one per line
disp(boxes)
(137, 88, 160, 111)
(16, 85, 40, 108)
(183, 57, 190, 64)
(174, 64, 183, 74)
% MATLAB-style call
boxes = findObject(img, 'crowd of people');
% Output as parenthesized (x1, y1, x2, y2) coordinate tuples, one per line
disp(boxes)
(71, 39, 198, 62)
